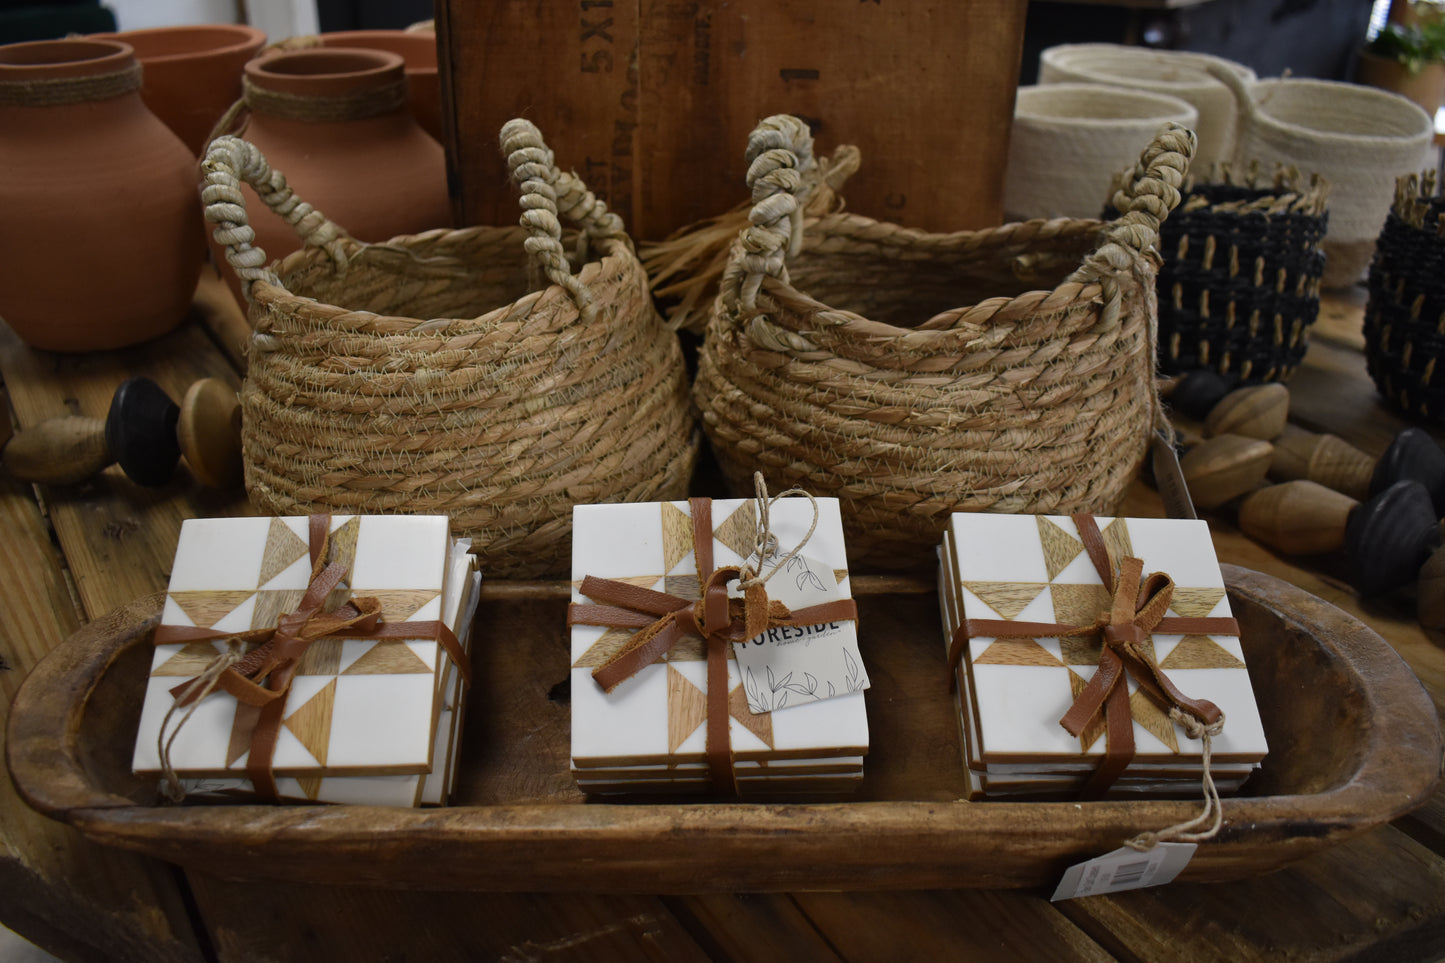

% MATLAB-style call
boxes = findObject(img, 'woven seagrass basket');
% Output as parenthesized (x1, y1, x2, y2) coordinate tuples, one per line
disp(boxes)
(201, 120, 698, 578)
(1364, 171, 1445, 423)
(1109, 162, 1330, 385)
(693, 115, 1196, 570)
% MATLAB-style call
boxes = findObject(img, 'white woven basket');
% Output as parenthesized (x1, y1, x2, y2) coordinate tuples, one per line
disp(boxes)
(1005, 83, 1197, 220)
(1210, 68, 1435, 289)
(1039, 43, 1255, 170)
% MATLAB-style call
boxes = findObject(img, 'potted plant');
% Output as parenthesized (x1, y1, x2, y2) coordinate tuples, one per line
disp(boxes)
(1358, 1, 1445, 118)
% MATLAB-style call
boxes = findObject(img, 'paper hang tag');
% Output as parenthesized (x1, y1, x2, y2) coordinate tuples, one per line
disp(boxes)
(1050, 843, 1197, 901)
(731, 553, 869, 715)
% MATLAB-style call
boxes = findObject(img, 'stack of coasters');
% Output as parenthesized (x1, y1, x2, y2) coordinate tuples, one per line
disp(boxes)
(938, 512, 1268, 801)
(131, 514, 481, 807)
(569, 496, 869, 795)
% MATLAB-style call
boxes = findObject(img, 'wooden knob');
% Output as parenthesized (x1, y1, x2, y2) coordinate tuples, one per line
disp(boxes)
(178, 378, 242, 489)
(104, 377, 180, 487)
(1180, 434, 1274, 509)
(1345, 480, 1441, 597)
(1205, 383, 1290, 441)
(1268, 425, 1374, 500)
(1371, 427, 1445, 516)
(1166, 370, 1234, 420)
(0, 416, 111, 484)
(1238, 480, 1357, 555)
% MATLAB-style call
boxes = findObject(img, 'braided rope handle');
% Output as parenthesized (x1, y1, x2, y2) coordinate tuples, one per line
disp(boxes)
(720, 115, 818, 312)
(1069, 122, 1196, 328)
(201, 135, 353, 303)
(500, 118, 628, 322)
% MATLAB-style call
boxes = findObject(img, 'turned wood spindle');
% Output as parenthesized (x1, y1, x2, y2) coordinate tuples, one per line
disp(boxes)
(1238, 478, 1439, 598)
(1238, 480, 1358, 556)
(1268, 425, 1375, 501)
(0, 377, 242, 489)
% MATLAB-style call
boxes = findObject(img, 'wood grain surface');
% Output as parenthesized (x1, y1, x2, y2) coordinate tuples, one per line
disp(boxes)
(438, 0, 1027, 239)
(2, 276, 1444, 960)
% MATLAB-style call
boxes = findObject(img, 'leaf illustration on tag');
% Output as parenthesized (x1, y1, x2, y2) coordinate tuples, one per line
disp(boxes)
(787, 555, 828, 593)
(732, 550, 869, 712)
(781, 671, 820, 697)
(767, 665, 792, 695)
(844, 648, 865, 692)
(745, 667, 761, 710)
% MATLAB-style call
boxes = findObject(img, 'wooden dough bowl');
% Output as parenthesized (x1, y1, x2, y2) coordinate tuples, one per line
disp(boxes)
(6, 566, 1441, 892)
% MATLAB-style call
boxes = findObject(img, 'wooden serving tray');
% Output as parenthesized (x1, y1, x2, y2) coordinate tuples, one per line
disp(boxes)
(7, 566, 1441, 893)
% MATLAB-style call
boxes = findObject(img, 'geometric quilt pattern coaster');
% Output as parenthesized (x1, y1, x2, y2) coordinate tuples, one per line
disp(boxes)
(131, 515, 472, 792)
(569, 497, 869, 796)
(939, 513, 1268, 801)
(176, 546, 482, 807)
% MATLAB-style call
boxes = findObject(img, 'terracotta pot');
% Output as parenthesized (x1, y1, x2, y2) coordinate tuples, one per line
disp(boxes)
(1356, 50, 1445, 121)
(0, 39, 203, 352)
(265, 28, 441, 141)
(90, 23, 267, 155)
(212, 48, 451, 308)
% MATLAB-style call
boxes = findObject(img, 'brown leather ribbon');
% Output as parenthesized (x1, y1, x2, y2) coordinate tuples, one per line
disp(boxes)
(568, 497, 858, 794)
(947, 513, 1237, 799)
(155, 514, 471, 801)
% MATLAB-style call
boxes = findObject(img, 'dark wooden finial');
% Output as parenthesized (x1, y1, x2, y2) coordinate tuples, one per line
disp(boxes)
(1370, 428, 1445, 516)
(1345, 480, 1441, 597)
(1167, 369, 1234, 421)
(104, 377, 181, 487)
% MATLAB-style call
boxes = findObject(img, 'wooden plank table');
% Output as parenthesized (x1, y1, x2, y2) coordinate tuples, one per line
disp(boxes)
(2, 277, 1443, 961)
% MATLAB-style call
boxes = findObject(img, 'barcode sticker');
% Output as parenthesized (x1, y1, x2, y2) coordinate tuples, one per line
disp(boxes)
(1050, 843, 1197, 901)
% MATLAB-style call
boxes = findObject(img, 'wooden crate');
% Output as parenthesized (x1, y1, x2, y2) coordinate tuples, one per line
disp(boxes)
(436, 1, 1027, 240)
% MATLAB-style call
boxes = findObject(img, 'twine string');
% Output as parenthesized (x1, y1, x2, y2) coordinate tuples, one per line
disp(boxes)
(0, 62, 140, 107)
(156, 640, 245, 803)
(739, 471, 819, 590)
(1126, 709, 1227, 850)
(243, 75, 407, 122)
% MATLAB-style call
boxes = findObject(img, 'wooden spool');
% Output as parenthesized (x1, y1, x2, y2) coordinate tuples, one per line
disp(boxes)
(0, 378, 241, 489)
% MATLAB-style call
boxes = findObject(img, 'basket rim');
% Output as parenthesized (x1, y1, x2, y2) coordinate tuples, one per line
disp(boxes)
(715, 209, 1142, 341)
(251, 229, 639, 332)
(1038, 42, 1258, 90)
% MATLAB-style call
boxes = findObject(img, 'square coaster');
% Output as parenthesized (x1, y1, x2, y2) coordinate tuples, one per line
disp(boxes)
(940, 514, 1267, 791)
(178, 553, 480, 806)
(569, 497, 869, 790)
(133, 515, 470, 784)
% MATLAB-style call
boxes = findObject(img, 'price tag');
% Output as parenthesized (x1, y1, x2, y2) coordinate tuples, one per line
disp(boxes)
(731, 553, 869, 714)
(1050, 843, 1197, 901)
